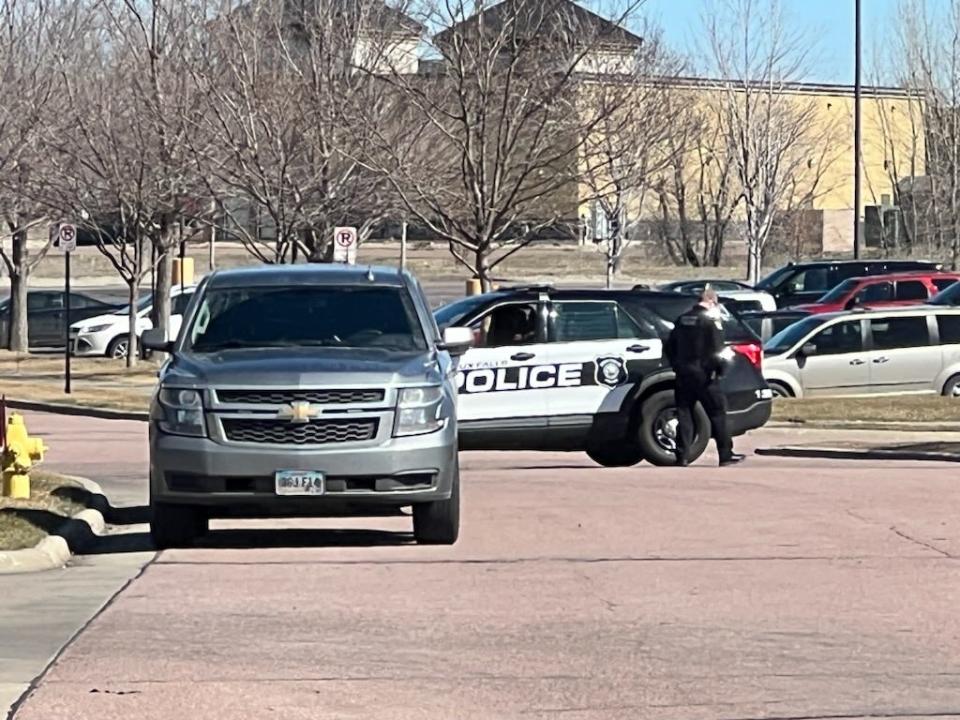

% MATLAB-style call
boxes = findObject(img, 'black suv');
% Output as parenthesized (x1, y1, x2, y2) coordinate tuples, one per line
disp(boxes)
(435, 287, 772, 467)
(757, 259, 941, 308)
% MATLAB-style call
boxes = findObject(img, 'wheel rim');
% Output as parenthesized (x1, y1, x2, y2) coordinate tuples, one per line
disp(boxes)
(111, 340, 128, 359)
(653, 408, 680, 452)
(951, 384, 960, 398)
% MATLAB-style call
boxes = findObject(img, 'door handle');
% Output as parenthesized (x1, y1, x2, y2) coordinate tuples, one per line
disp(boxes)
(872, 357, 889, 364)
(511, 352, 535, 361)
(849, 359, 865, 366)
(626, 344, 649, 353)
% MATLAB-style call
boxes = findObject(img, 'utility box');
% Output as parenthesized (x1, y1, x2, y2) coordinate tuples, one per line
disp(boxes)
(172, 257, 194, 286)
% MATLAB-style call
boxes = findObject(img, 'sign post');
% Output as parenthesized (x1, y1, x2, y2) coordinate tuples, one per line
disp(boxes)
(332, 227, 358, 265)
(54, 223, 77, 394)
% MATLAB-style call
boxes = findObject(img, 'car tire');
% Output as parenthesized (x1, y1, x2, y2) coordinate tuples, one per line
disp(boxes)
(412, 467, 460, 545)
(637, 389, 710, 467)
(768, 381, 793, 398)
(151, 502, 208, 549)
(586, 443, 644, 468)
(106, 336, 129, 360)
(943, 374, 960, 398)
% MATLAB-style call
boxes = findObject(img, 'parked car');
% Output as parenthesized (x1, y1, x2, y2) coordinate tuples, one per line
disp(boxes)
(792, 272, 960, 314)
(738, 309, 812, 344)
(763, 306, 960, 398)
(434, 286, 772, 468)
(651, 281, 778, 313)
(0, 290, 121, 349)
(70, 285, 196, 359)
(756, 259, 942, 308)
(144, 264, 469, 548)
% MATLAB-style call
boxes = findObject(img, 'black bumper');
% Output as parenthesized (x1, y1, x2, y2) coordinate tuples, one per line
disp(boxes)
(728, 399, 772, 436)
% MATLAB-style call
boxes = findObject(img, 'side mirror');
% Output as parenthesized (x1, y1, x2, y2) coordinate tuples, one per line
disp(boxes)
(801, 342, 817, 357)
(439, 326, 473, 357)
(142, 327, 174, 354)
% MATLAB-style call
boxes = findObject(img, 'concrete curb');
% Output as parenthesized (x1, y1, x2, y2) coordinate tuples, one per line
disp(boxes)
(4, 398, 148, 422)
(0, 475, 110, 575)
(755, 446, 960, 464)
(768, 420, 960, 433)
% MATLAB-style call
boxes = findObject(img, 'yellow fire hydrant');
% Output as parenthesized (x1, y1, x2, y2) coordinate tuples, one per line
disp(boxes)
(2, 413, 46, 499)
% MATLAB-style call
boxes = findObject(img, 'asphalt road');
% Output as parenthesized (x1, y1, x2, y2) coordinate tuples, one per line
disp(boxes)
(3, 414, 960, 720)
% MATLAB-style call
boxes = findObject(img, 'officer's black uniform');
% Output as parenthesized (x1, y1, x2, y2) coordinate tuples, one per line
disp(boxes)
(665, 303, 734, 465)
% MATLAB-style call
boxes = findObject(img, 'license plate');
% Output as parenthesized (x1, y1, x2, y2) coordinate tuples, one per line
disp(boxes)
(275, 470, 325, 496)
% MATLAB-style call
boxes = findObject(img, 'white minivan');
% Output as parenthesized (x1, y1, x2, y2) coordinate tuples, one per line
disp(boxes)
(763, 307, 960, 398)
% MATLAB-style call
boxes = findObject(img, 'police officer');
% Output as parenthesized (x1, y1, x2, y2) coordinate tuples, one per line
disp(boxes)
(665, 287, 745, 467)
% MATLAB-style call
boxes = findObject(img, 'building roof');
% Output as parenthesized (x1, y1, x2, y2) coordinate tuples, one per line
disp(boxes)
(434, 0, 642, 49)
(231, 0, 424, 36)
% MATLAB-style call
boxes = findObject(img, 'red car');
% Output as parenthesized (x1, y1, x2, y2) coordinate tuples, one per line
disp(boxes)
(794, 272, 960, 314)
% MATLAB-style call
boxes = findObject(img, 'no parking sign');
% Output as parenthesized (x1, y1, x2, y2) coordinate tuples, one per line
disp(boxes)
(333, 227, 357, 265)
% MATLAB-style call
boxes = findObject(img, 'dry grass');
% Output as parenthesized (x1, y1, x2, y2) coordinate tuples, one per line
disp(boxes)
(0, 351, 159, 379)
(772, 395, 960, 424)
(0, 471, 88, 551)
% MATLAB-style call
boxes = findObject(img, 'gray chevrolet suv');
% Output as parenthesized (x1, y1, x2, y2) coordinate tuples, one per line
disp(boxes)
(142, 265, 472, 549)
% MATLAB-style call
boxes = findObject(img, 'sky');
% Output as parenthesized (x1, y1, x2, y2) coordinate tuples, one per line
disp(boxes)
(645, 0, 900, 85)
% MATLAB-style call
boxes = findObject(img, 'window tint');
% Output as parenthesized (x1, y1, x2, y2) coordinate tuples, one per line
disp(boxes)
(934, 278, 958, 292)
(27, 293, 59, 311)
(551, 302, 641, 342)
(870, 316, 929, 350)
(938, 315, 960, 345)
(786, 268, 831, 294)
(895, 281, 929, 301)
(857, 281, 894, 303)
(69, 294, 105, 309)
(471, 303, 538, 348)
(188, 286, 426, 352)
(811, 320, 863, 355)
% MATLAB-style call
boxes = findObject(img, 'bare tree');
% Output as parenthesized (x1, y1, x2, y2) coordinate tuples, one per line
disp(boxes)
(0, 1, 87, 351)
(579, 29, 684, 286)
(50, 0, 211, 365)
(189, 0, 401, 265)
(705, 0, 839, 283)
(367, 0, 646, 291)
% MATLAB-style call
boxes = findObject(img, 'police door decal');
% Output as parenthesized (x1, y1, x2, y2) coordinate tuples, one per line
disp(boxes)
(456, 357, 629, 394)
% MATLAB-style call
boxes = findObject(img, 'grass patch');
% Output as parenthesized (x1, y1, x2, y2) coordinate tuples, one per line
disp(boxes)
(0, 471, 88, 551)
(0, 351, 159, 380)
(773, 395, 960, 424)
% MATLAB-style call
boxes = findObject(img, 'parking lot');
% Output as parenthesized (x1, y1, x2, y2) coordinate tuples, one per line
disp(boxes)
(5, 413, 960, 720)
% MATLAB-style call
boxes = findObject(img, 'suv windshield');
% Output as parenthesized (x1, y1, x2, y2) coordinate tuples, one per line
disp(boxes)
(930, 282, 960, 307)
(756, 266, 796, 290)
(819, 278, 858, 303)
(186, 285, 427, 353)
(764, 316, 828, 356)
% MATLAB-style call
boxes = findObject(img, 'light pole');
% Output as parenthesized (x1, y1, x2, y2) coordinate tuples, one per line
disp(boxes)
(853, 0, 862, 259)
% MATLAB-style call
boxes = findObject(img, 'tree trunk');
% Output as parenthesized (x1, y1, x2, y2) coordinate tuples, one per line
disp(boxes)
(127, 280, 140, 369)
(475, 249, 492, 292)
(153, 248, 172, 345)
(8, 267, 29, 353)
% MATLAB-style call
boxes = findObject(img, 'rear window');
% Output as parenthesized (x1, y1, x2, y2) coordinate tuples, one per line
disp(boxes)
(870, 316, 930, 350)
(938, 315, 960, 344)
(896, 280, 928, 301)
(187, 285, 427, 353)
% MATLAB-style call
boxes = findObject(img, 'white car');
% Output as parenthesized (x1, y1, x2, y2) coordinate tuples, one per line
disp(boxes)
(71, 286, 196, 359)
(655, 280, 777, 313)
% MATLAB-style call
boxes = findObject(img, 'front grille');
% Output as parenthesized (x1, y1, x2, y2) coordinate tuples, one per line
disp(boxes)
(222, 418, 378, 445)
(216, 389, 385, 405)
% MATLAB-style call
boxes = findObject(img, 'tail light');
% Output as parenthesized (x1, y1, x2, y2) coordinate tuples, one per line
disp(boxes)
(732, 342, 763, 371)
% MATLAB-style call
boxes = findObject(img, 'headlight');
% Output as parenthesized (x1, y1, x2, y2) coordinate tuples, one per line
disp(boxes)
(156, 388, 206, 437)
(82, 324, 112, 334)
(394, 386, 445, 437)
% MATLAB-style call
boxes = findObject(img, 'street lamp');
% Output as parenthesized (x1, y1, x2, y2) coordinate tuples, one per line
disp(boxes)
(853, 0, 862, 259)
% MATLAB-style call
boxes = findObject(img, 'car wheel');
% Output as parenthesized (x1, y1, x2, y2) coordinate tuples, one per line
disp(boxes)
(106, 336, 129, 360)
(637, 389, 710, 467)
(586, 443, 644, 467)
(412, 465, 460, 545)
(943, 374, 960, 398)
(150, 502, 208, 549)
(769, 381, 793, 398)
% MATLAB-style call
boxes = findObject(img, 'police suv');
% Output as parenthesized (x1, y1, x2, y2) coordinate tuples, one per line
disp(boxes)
(435, 287, 773, 466)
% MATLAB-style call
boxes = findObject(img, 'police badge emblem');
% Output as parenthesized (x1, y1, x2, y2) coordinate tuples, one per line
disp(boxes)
(595, 356, 627, 388)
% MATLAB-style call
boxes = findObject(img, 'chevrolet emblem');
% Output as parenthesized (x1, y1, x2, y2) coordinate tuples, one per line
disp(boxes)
(277, 401, 317, 424)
